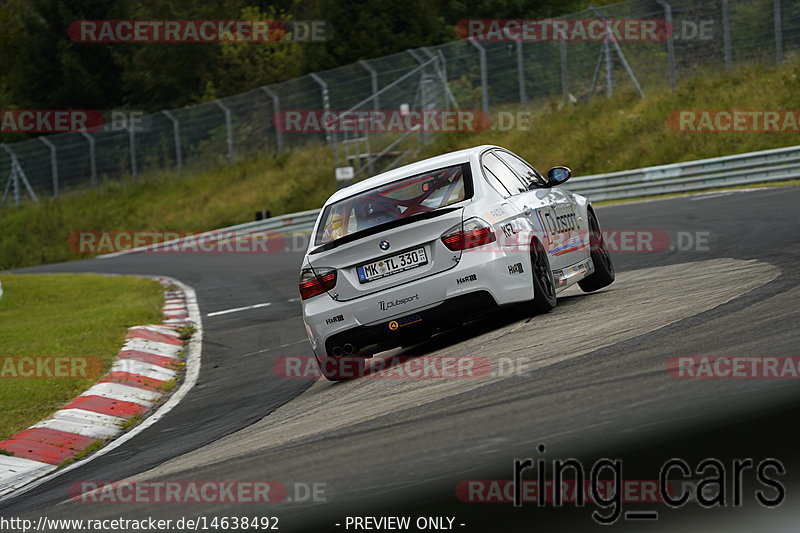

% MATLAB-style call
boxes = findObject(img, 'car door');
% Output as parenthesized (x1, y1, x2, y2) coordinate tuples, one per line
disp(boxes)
(494, 150, 587, 269)
(479, 150, 562, 267)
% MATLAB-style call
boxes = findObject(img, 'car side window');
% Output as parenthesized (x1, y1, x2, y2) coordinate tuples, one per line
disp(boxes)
(482, 152, 527, 196)
(482, 164, 510, 198)
(496, 151, 547, 189)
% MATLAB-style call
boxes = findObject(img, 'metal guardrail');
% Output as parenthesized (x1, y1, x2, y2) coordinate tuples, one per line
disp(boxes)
(568, 144, 800, 202)
(98, 144, 799, 258)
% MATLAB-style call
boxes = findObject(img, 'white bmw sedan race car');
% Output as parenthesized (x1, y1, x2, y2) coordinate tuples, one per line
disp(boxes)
(299, 145, 614, 379)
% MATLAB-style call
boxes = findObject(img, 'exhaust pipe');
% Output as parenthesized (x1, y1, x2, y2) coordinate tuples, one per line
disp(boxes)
(343, 343, 355, 355)
(332, 346, 343, 357)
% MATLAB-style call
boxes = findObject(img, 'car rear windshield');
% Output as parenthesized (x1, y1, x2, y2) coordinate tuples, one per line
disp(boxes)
(314, 163, 472, 246)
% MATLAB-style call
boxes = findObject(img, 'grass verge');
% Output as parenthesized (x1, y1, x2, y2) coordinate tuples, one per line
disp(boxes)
(0, 145, 334, 270)
(0, 273, 163, 440)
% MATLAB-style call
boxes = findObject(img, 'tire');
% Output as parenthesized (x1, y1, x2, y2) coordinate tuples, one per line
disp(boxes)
(530, 238, 557, 314)
(315, 354, 366, 381)
(578, 209, 615, 292)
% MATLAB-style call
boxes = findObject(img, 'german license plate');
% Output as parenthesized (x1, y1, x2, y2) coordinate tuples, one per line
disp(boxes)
(357, 247, 428, 283)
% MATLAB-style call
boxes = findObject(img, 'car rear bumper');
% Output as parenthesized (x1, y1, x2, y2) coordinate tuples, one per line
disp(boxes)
(302, 246, 534, 357)
(323, 290, 496, 356)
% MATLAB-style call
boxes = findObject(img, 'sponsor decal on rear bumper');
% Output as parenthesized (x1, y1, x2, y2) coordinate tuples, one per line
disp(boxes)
(378, 294, 420, 311)
(388, 313, 422, 331)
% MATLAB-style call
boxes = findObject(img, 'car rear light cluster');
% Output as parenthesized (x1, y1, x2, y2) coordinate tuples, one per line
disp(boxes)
(299, 267, 337, 300)
(441, 217, 497, 251)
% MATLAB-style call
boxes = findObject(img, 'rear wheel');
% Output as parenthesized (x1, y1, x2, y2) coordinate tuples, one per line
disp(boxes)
(578, 210, 615, 292)
(530, 238, 557, 314)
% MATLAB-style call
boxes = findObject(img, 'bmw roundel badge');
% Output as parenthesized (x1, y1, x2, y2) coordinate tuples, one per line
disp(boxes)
(379, 240, 390, 251)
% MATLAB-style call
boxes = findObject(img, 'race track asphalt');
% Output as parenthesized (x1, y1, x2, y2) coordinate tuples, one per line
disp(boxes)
(3, 186, 799, 532)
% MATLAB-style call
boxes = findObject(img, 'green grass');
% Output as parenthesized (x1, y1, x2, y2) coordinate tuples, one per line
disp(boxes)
(119, 413, 143, 431)
(0, 274, 163, 440)
(2, 59, 800, 270)
(0, 145, 335, 270)
(58, 438, 107, 468)
(176, 324, 196, 341)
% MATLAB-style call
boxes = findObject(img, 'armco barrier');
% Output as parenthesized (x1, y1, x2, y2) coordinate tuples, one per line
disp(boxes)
(567, 144, 800, 202)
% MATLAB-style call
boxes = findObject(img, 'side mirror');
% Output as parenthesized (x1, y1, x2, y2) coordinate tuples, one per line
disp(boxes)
(546, 166, 572, 187)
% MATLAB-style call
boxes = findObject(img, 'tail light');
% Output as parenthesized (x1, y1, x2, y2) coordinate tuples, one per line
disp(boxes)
(441, 217, 497, 251)
(299, 267, 337, 300)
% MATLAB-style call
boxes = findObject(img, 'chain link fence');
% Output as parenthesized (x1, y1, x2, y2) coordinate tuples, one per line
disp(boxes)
(3, 0, 799, 206)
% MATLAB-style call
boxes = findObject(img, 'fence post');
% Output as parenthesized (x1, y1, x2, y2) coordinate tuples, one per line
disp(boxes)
(722, 0, 732, 69)
(437, 50, 459, 110)
(516, 40, 527, 105)
(309, 73, 336, 159)
(423, 47, 460, 110)
(359, 60, 380, 111)
(408, 50, 430, 146)
(467, 40, 489, 113)
(604, 38, 614, 97)
(79, 131, 97, 185)
(560, 40, 569, 101)
(260, 86, 283, 154)
(213, 100, 235, 162)
(656, 0, 676, 90)
(774, 0, 783, 63)
(162, 110, 183, 174)
(437, 50, 449, 83)
(591, 7, 644, 98)
(38, 137, 59, 197)
(1, 144, 38, 205)
(128, 126, 138, 177)
(1, 144, 19, 206)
